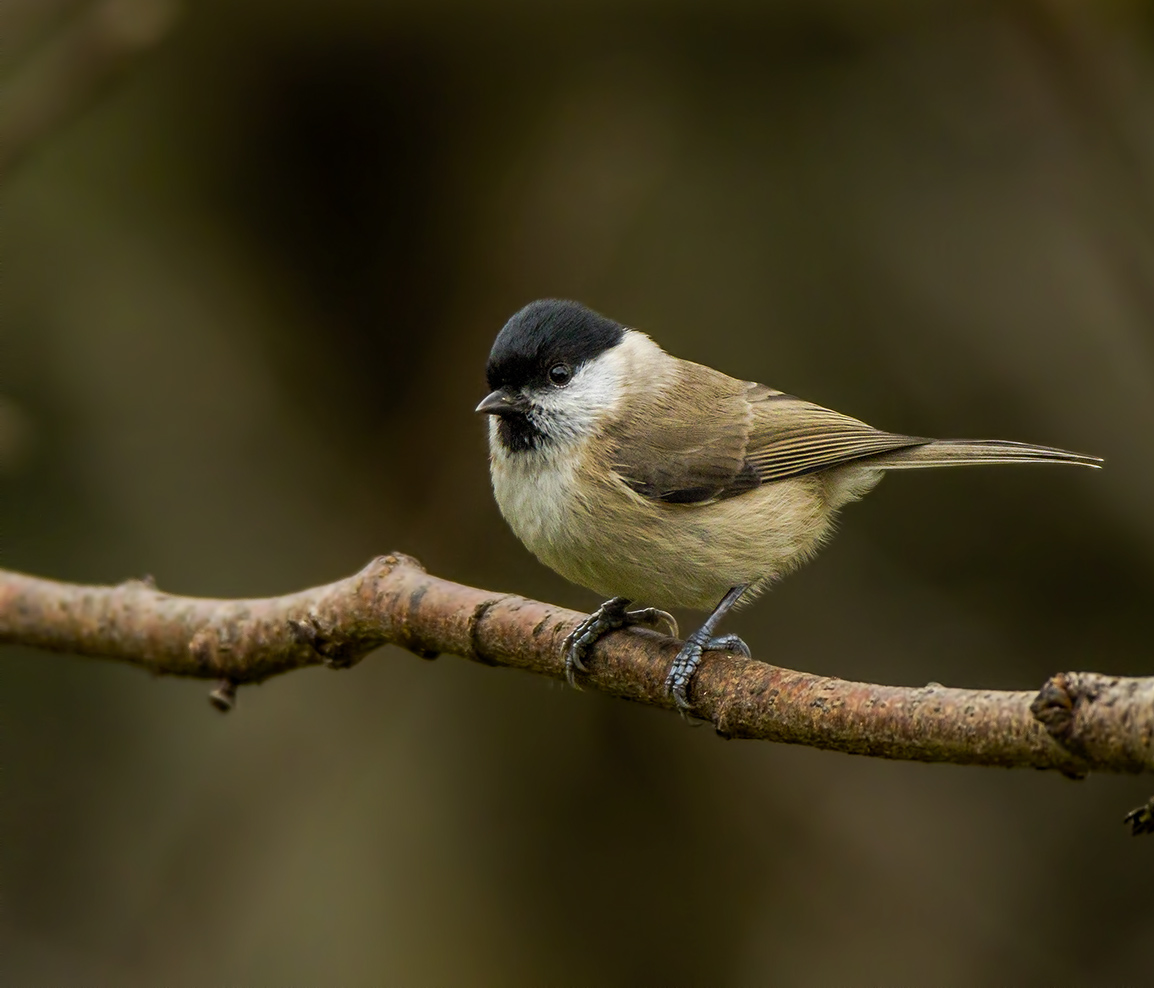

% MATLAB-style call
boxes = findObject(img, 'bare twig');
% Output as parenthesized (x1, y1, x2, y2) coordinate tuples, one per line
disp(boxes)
(2, 555, 1151, 791)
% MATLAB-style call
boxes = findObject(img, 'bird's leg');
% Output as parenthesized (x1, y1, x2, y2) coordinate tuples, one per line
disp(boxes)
(664, 584, 752, 711)
(564, 597, 678, 688)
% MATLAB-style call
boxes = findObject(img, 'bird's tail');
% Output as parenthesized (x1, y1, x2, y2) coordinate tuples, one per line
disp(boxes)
(868, 439, 1103, 470)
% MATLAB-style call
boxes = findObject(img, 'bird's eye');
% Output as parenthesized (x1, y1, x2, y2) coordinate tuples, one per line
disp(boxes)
(548, 363, 572, 387)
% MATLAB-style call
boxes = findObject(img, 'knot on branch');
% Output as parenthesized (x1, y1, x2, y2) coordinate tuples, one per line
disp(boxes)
(370, 553, 424, 576)
(1031, 672, 1091, 746)
(1030, 671, 1154, 777)
(286, 614, 363, 669)
(187, 625, 232, 674)
(1030, 672, 1101, 781)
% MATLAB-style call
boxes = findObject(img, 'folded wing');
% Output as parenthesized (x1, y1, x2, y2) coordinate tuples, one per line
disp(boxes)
(609, 361, 1099, 506)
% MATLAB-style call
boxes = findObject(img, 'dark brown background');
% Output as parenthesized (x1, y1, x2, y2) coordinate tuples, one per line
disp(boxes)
(4, 0, 1152, 983)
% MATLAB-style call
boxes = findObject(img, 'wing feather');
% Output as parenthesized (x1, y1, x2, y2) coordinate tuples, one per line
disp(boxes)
(744, 392, 930, 482)
(608, 361, 928, 504)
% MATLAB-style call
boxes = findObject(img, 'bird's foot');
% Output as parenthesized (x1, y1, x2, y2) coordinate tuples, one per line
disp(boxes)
(623, 606, 679, 638)
(664, 632, 751, 711)
(563, 598, 678, 688)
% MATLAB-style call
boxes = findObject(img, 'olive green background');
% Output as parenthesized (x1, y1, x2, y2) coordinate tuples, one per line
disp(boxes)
(4, 1, 1152, 984)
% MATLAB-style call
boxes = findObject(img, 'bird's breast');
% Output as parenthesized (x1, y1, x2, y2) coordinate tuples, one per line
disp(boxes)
(487, 430, 843, 611)
(489, 445, 583, 558)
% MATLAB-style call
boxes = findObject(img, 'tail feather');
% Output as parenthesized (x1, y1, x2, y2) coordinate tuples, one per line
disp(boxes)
(868, 439, 1103, 470)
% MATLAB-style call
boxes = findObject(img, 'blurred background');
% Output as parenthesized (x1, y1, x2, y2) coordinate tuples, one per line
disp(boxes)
(3, 0, 1153, 983)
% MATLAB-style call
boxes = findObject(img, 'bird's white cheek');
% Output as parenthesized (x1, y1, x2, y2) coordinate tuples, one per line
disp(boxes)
(533, 354, 627, 442)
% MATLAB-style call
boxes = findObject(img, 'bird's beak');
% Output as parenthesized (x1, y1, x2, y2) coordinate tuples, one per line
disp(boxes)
(475, 389, 524, 416)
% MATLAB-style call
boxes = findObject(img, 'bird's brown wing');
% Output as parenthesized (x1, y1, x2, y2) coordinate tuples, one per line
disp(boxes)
(609, 361, 929, 504)
(743, 387, 930, 483)
(607, 361, 758, 504)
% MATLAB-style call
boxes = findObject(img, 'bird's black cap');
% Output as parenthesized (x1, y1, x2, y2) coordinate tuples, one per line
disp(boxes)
(486, 299, 625, 391)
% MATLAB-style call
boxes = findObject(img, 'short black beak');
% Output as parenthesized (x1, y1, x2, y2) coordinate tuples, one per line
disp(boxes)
(475, 389, 523, 416)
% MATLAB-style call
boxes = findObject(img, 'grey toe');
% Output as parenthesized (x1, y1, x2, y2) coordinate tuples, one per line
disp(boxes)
(707, 633, 751, 659)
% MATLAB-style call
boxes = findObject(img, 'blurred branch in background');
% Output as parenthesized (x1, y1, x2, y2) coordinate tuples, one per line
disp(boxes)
(0, 0, 181, 180)
(2, 555, 1151, 827)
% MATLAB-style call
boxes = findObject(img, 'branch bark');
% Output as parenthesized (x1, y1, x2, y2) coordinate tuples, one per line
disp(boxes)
(2, 555, 1152, 780)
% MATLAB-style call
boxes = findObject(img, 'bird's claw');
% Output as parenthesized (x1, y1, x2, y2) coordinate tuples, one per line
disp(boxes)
(563, 598, 678, 688)
(707, 633, 752, 659)
(622, 606, 679, 639)
(565, 597, 747, 705)
(563, 597, 628, 687)
(664, 633, 751, 711)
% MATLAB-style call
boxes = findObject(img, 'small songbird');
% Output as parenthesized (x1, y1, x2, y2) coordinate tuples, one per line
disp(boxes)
(477, 299, 1101, 710)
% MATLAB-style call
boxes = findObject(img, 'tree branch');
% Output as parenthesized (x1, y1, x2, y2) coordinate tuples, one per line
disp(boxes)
(2, 555, 1152, 784)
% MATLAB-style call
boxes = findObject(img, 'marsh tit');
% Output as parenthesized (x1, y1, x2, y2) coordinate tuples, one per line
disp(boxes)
(477, 299, 1101, 710)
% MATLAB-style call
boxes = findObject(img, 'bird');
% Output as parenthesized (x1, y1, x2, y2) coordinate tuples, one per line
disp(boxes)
(476, 299, 1102, 710)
